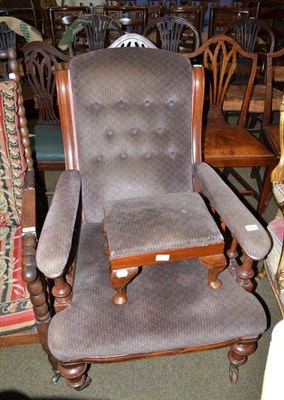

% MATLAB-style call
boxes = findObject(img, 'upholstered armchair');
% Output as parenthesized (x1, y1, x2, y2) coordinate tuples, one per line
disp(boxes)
(33, 47, 271, 390)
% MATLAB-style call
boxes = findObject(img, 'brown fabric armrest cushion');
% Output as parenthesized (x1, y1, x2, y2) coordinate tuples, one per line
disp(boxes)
(36, 170, 81, 278)
(193, 162, 271, 260)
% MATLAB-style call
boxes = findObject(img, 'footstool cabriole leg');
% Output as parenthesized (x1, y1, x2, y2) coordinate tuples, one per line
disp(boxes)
(199, 254, 227, 290)
(110, 265, 140, 305)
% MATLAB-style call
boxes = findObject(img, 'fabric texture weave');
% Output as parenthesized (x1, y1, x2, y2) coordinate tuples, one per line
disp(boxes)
(48, 224, 267, 362)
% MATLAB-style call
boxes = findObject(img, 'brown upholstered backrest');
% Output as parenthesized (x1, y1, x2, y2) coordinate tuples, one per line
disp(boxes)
(68, 48, 193, 223)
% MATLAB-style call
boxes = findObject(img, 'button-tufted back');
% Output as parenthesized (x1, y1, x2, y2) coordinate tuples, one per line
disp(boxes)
(69, 47, 193, 223)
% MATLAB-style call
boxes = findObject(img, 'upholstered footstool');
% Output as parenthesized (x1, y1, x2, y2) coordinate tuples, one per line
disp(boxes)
(103, 192, 226, 305)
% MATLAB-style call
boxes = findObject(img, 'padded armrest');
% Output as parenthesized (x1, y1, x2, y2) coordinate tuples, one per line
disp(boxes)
(36, 170, 81, 278)
(193, 162, 271, 260)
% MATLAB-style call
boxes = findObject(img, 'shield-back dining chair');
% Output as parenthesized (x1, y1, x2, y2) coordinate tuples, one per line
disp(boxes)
(22, 41, 71, 172)
(186, 34, 278, 215)
(143, 15, 200, 53)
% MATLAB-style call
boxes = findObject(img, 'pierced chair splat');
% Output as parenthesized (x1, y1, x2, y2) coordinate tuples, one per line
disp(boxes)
(78, 14, 123, 51)
(108, 32, 157, 48)
(21, 41, 71, 172)
(143, 15, 200, 53)
(224, 18, 275, 85)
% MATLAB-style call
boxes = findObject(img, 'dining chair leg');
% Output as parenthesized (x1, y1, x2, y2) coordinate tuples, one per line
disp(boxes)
(257, 165, 275, 215)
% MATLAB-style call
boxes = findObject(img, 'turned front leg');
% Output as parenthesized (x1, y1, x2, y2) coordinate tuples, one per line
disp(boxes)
(199, 254, 227, 290)
(227, 236, 239, 276)
(228, 338, 258, 383)
(58, 362, 91, 391)
(110, 266, 140, 305)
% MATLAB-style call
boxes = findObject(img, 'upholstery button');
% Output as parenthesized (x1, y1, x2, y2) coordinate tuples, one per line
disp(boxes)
(93, 102, 101, 110)
(97, 155, 104, 161)
(131, 128, 138, 135)
(169, 100, 175, 107)
(157, 127, 163, 134)
(106, 129, 114, 136)
(145, 152, 152, 159)
(169, 151, 175, 159)
(117, 100, 125, 108)
(120, 152, 127, 159)
(144, 99, 151, 107)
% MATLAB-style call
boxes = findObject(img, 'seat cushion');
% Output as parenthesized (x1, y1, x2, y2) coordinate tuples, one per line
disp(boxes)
(48, 223, 267, 362)
(0, 226, 35, 335)
(0, 80, 26, 227)
(34, 125, 65, 161)
(103, 192, 224, 259)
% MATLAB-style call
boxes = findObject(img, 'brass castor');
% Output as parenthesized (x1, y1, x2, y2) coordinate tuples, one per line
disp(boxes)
(74, 376, 92, 391)
(51, 371, 61, 385)
(229, 366, 239, 383)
